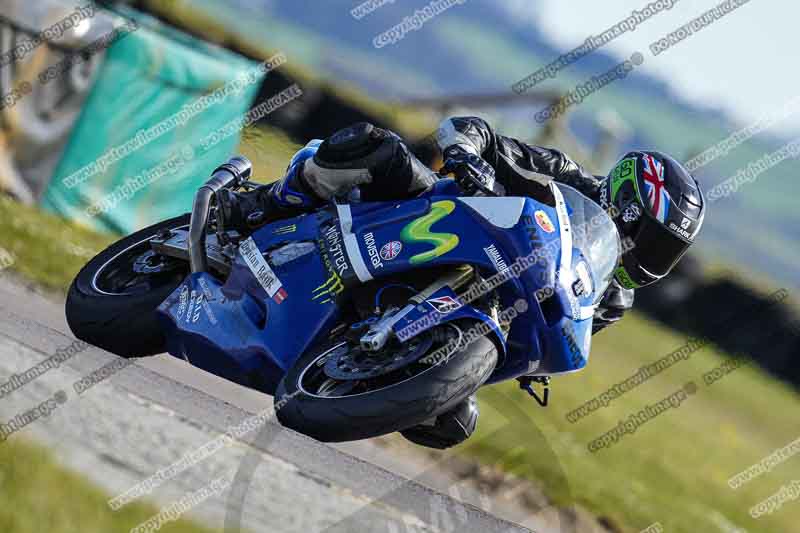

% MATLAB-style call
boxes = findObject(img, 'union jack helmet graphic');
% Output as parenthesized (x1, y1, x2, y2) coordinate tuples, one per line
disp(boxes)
(600, 151, 706, 289)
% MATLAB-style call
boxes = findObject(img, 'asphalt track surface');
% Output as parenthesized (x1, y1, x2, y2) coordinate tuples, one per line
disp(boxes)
(0, 276, 599, 533)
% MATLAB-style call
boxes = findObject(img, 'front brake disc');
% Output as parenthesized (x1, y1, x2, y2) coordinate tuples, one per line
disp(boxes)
(323, 334, 433, 380)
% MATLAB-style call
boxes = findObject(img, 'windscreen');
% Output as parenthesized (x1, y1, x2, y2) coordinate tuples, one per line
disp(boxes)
(556, 184, 621, 304)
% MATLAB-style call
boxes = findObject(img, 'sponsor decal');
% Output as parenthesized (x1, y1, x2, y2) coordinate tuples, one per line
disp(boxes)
(379, 240, 402, 261)
(239, 237, 287, 304)
(610, 157, 640, 203)
(669, 219, 692, 240)
(572, 279, 586, 298)
(642, 154, 669, 223)
(400, 200, 459, 264)
(621, 202, 642, 223)
(523, 215, 544, 248)
(176, 285, 189, 320)
(185, 290, 200, 323)
(483, 244, 508, 273)
(183, 290, 205, 324)
(521, 214, 551, 270)
(614, 265, 641, 290)
(599, 183, 610, 210)
(534, 210, 555, 233)
(200, 297, 218, 324)
(316, 226, 351, 302)
(197, 277, 215, 300)
(272, 286, 288, 304)
(312, 272, 344, 305)
(426, 295, 461, 314)
(364, 232, 384, 270)
(197, 277, 219, 324)
(323, 224, 350, 276)
(273, 224, 297, 235)
(562, 323, 584, 369)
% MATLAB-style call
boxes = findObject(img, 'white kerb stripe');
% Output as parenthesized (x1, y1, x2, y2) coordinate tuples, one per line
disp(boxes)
(336, 204, 373, 283)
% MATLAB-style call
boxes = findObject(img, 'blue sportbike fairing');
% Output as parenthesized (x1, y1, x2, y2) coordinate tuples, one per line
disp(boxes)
(156, 179, 621, 395)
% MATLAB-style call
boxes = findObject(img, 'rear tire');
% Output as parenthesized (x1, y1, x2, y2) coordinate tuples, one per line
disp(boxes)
(65, 214, 190, 357)
(275, 322, 498, 442)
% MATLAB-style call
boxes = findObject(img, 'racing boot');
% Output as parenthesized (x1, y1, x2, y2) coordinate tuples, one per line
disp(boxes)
(217, 140, 324, 231)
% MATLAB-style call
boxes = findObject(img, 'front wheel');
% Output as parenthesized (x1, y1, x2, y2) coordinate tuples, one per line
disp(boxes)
(275, 322, 498, 442)
(65, 214, 191, 357)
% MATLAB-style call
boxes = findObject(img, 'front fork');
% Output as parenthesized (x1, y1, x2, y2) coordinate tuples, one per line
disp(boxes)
(355, 267, 552, 406)
(358, 266, 475, 352)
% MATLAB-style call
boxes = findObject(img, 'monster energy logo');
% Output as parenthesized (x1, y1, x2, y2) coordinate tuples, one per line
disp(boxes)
(324, 225, 349, 276)
(273, 224, 297, 235)
(312, 272, 344, 305)
(400, 200, 459, 264)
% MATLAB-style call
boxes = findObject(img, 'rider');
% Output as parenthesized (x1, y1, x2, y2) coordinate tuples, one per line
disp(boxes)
(219, 117, 706, 448)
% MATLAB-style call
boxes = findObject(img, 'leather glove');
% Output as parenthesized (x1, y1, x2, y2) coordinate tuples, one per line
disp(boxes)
(440, 145, 500, 196)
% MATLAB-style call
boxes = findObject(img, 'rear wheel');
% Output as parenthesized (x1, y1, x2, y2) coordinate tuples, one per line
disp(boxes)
(65, 215, 190, 357)
(275, 321, 498, 442)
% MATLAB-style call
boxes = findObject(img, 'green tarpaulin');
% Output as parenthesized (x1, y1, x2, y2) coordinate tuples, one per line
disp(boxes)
(42, 9, 266, 234)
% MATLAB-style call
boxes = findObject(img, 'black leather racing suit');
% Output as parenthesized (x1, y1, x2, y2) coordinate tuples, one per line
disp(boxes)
(433, 116, 633, 333)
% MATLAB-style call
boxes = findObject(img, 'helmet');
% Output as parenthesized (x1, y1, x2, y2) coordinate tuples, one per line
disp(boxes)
(600, 151, 705, 289)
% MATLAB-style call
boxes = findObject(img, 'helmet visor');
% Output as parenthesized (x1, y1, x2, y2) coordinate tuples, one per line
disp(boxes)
(630, 216, 691, 276)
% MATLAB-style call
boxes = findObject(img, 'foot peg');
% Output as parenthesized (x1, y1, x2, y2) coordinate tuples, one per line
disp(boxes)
(518, 375, 550, 406)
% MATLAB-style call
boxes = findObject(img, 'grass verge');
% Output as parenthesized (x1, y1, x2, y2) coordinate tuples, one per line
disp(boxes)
(0, 437, 218, 533)
(466, 312, 800, 533)
(0, 195, 114, 293)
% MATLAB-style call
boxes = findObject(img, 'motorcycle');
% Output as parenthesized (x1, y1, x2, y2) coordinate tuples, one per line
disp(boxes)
(66, 155, 621, 443)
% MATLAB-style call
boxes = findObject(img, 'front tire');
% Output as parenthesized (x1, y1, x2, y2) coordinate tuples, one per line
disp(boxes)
(275, 322, 498, 442)
(65, 215, 190, 357)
